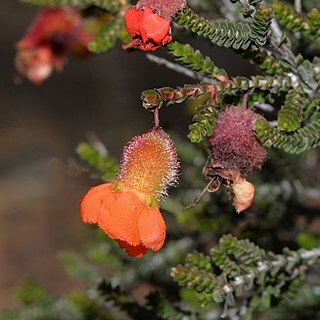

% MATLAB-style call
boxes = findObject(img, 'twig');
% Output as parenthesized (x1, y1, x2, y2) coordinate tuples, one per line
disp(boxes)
(154, 108, 160, 129)
(295, 0, 302, 14)
(146, 54, 217, 84)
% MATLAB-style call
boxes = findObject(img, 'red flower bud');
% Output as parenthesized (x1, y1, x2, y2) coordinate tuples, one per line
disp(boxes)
(80, 128, 179, 258)
(204, 106, 267, 213)
(123, 6, 172, 51)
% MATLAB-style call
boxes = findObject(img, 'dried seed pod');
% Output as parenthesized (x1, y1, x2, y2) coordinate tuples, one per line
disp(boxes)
(232, 174, 255, 213)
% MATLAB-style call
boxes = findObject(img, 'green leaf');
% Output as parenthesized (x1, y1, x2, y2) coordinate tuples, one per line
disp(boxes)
(88, 17, 123, 53)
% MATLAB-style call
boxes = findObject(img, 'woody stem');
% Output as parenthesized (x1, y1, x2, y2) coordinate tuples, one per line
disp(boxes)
(241, 92, 249, 109)
(154, 108, 160, 129)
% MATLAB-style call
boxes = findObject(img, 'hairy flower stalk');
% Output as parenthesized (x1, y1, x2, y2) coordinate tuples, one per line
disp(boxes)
(81, 128, 179, 257)
(15, 7, 95, 84)
(123, 0, 186, 51)
(206, 106, 267, 213)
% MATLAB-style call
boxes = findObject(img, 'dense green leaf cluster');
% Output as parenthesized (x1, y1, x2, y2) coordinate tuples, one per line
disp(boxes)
(76, 142, 118, 181)
(175, 8, 253, 50)
(175, 6, 272, 50)
(167, 41, 228, 80)
(274, 0, 320, 45)
(188, 104, 218, 143)
(172, 234, 320, 319)
(254, 118, 320, 154)
(249, 6, 273, 46)
(218, 74, 293, 95)
(88, 17, 123, 53)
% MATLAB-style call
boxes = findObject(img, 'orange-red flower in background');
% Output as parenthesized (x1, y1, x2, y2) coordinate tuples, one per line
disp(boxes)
(15, 7, 96, 84)
(80, 128, 179, 258)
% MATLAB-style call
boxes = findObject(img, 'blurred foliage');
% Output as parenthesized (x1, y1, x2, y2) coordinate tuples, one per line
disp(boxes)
(76, 141, 118, 181)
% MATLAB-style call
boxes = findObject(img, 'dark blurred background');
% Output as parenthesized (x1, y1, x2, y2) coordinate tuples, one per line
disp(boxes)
(0, 0, 257, 310)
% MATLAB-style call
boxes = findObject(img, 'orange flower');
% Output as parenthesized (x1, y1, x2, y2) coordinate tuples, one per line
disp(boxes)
(81, 182, 166, 257)
(80, 128, 179, 257)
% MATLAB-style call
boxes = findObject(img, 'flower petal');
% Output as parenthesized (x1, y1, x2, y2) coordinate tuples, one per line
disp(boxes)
(141, 7, 170, 45)
(98, 190, 143, 246)
(122, 37, 144, 50)
(138, 206, 166, 252)
(124, 7, 143, 37)
(80, 183, 113, 224)
(117, 240, 148, 258)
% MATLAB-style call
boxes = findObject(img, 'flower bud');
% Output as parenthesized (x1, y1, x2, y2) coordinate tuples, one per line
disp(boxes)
(16, 7, 95, 84)
(119, 128, 179, 199)
(208, 106, 267, 176)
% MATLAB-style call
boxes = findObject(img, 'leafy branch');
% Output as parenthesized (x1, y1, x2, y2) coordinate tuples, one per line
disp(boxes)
(76, 141, 118, 180)
(174, 6, 273, 50)
(141, 84, 216, 110)
(98, 281, 195, 320)
(274, 0, 320, 45)
(172, 234, 320, 319)
(88, 17, 124, 53)
(254, 117, 320, 154)
(188, 104, 218, 143)
(277, 87, 306, 132)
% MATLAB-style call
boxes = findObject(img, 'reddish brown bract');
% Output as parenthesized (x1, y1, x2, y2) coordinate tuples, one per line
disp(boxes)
(208, 106, 267, 176)
(137, 0, 186, 20)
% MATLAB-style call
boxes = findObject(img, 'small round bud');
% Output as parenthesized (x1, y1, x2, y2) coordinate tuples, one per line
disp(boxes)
(208, 106, 267, 176)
